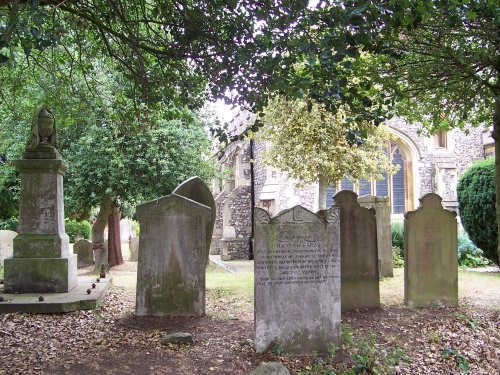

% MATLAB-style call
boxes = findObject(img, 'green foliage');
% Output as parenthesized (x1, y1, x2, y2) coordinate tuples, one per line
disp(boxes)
(341, 324, 408, 375)
(458, 231, 490, 268)
(392, 248, 404, 268)
(442, 347, 470, 374)
(392, 221, 405, 266)
(271, 337, 283, 356)
(131, 220, 140, 237)
(391, 221, 404, 251)
(61, 111, 215, 219)
(457, 158, 497, 265)
(258, 96, 397, 185)
(64, 219, 91, 243)
(0, 217, 18, 231)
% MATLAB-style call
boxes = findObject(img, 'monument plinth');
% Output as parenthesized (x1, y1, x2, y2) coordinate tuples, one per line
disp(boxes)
(4, 107, 77, 293)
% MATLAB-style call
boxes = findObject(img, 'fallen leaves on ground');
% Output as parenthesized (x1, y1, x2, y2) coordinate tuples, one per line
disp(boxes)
(0, 286, 498, 374)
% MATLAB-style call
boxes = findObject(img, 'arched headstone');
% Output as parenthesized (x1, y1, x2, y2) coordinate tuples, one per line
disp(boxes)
(404, 193, 458, 307)
(135, 193, 211, 316)
(173, 176, 215, 261)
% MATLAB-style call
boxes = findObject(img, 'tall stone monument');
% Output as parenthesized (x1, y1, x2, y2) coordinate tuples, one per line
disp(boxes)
(334, 191, 380, 311)
(135, 179, 213, 317)
(4, 107, 77, 293)
(404, 193, 458, 307)
(254, 206, 341, 355)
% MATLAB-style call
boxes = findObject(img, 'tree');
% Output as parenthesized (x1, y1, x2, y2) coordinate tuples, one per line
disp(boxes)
(258, 96, 397, 208)
(0, 39, 215, 267)
(0, 0, 312, 129)
(59, 108, 214, 267)
(265, 1, 498, 263)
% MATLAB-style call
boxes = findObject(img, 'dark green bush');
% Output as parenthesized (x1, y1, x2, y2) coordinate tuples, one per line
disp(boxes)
(391, 221, 404, 250)
(457, 157, 498, 265)
(458, 231, 490, 268)
(0, 217, 19, 231)
(65, 219, 92, 243)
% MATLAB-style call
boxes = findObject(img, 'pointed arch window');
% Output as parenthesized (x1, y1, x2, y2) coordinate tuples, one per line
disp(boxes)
(326, 142, 413, 215)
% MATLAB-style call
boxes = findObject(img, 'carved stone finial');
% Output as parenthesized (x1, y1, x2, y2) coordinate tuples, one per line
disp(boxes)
(28, 107, 57, 150)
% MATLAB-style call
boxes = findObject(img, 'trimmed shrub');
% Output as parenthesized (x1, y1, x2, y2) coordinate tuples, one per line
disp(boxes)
(391, 221, 404, 251)
(65, 219, 92, 243)
(458, 231, 490, 268)
(457, 157, 498, 265)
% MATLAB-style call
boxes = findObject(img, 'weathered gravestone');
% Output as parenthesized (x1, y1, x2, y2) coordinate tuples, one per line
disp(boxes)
(135, 190, 211, 316)
(334, 191, 380, 311)
(120, 218, 133, 242)
(4, 107, 77, 293)
(129, 236, 139, 261)
(73, 239, 93, 268)
(0, 230, 17, 267)
(254, 206, 341, 355)
(404, 193, 458, 307)
(172, 176, 216, 261)
(358, 195, 393, 277)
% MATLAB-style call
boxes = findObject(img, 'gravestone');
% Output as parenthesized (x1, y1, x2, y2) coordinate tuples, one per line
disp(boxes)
(129, 236, 139, 261)
(173, 176, 216, 261)
(254, 205, 341, 355)
(4, 107, 77, 293)
(135, 192, 211, 316)
(0, 230, 17, 266)
(93, 239, 108, 272)
(120, 218, 132, 242)
(404, 193, 458, 307)
(334, 191, 380, 311)
(74, 239, 93, 268)
(358, 195, 393, 277)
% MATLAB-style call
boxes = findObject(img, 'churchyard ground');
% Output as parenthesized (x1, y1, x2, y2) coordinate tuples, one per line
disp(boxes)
(0, 262, 498, 374)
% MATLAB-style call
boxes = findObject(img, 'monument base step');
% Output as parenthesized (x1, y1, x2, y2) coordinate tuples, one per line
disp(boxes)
(0, 276, 111, 313)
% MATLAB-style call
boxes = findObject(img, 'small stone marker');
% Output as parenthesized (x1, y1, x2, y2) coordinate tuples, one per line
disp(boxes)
(135, 188, 211, 316)
(404, 193, 458, 307)
(358, 195, 393, 277)
(254, 205, 341, 355)
(249, 362, 290, 375)
(0, 230, 17, 266)
(334, 191, 380, 311)
(73, 239, 93, 268)
(161, 332, 194, 345)
(129, 236, 139, 261)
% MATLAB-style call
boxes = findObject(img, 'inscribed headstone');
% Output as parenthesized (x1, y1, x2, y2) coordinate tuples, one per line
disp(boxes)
(404, 193, 458, 307)
(254, 205, 341, 355)
(334, 191, 380, 311)
(358, 195, 393, 277)
(135, 193, 211, 316)
(73, 239, 93, 268)
(0, 230, 17, 266)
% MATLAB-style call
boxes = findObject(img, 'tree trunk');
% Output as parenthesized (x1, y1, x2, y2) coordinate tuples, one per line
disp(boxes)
(92, 193, 113, 271)
(493, 97, 500, 266)
(318, 174, 327, 210)
(107, 205, 124, 267)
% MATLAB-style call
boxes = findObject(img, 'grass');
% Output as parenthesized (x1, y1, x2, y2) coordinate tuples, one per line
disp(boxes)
(205, 263, 253, 302)
(380, 267, 500, 309)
